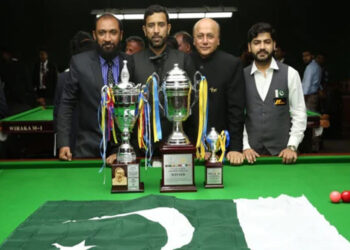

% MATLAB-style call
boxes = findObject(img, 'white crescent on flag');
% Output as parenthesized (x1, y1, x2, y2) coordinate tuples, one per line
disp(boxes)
(54, 207, 195, 250)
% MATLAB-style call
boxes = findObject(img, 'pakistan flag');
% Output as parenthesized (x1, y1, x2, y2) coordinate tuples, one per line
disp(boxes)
(0, 195, 248, 250)
(1, 195, 349, 250)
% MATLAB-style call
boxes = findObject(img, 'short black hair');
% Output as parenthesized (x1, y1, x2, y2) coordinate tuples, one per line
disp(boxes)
(70, 31, 96, 55)
(144, 4, 169, 25)
(175, 31, 193, 49)
(125, 36, 145, 49)
(247, 22, 276, 42)
(94, 13, 123, 32)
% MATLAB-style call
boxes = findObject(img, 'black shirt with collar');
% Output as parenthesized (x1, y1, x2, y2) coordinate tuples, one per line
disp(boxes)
(190, 50, 245, 152)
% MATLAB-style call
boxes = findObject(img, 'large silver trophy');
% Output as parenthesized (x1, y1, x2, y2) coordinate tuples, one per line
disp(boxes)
(111, 60, 144, 193)
(205, 127, 224, 188)
(159, 63, 198, 192)
(161, 63, 197, 145)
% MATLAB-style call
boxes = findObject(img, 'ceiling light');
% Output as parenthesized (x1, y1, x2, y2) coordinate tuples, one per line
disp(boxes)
(92, 7, 237, 20)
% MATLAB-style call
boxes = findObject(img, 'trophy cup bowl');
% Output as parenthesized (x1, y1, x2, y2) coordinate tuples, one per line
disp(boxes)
(207, 127, 220, 163)
(162, 63, 195, 145)
(113, 82, 141, 164)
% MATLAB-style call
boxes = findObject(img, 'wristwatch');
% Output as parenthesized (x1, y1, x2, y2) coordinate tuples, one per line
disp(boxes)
(287, 145, 297, 152)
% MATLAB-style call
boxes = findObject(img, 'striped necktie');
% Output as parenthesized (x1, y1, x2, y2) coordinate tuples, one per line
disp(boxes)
(107, 61, 115, 86)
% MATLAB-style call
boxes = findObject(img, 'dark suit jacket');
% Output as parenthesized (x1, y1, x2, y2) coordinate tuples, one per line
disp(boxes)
(54, 71, 78, 150)
(130, 47, 197, 156)
(191, 50, 245, 152)
(0, 81, 8, 119)
(32, 60, 58, 104)
(57, 50, 132, 158)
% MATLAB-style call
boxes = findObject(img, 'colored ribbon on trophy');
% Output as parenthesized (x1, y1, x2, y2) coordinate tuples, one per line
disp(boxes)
(149, 74, 162, 142)
(137, 85, 152, 168)
(98, 85, 108, 175)
(196, 75, 208, 159)
(218, 130, 230, 162)
(99, 85, 118, 175)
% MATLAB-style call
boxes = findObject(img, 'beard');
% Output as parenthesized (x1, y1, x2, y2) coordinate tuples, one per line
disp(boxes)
(148, 35, 167, 49)
(96, 41, 121, 61)
(252, 49, 273, 64)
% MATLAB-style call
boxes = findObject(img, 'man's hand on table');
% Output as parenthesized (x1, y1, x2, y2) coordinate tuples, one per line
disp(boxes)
(243, 148, 260, 164)
(278, 148, 297, 164)
(227, 151, 244, 165)
(106, 154, 117, 165)
(59, 147, 72, 161)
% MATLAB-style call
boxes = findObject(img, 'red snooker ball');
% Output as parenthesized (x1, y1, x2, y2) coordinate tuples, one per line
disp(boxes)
(341, 191, 350, 203)
(330, 191, 341, 203)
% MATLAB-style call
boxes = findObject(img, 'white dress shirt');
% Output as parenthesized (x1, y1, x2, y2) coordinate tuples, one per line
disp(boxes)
(243, 58, 307, 151)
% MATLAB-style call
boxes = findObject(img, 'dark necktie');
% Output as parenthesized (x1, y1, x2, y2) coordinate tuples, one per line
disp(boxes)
(107, 61, 115, 86)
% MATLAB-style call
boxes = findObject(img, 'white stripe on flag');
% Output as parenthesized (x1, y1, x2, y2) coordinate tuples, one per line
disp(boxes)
(234, 195, 350, 250)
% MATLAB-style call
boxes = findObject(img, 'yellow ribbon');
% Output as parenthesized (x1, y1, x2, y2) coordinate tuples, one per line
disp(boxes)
(218, 131, 227, 162)
(138, 98, 145, 149)
(196, 77, 208, 159)
(109, 87, 118, 144)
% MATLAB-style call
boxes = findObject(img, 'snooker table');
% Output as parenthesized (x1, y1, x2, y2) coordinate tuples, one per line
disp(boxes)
(0, 106, 321, 158)
(0, 106, 55, 158)
(0, 155, 349, 245)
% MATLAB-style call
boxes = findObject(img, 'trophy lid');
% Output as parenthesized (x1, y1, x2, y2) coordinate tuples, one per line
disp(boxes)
(207, 127, 219, 142)
(117, 60, 134, 89)
(114, 60, 141, 94)
(164, 63, 190, 88)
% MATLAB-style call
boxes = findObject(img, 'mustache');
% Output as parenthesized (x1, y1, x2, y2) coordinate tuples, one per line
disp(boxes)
(257, 50, 268, 54)
(102, 42, 115, 47)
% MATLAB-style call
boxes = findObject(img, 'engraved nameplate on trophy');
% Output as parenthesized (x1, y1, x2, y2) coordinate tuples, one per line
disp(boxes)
(160, 144, 196, 192)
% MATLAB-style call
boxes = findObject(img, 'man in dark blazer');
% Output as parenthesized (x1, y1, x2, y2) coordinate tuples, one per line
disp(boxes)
(32, 49, 58, 106)
(107, 4, 196, 164)
(57, 14, 132, 160)
(53, 31, 96, 151)
(191, 18, 246, 165)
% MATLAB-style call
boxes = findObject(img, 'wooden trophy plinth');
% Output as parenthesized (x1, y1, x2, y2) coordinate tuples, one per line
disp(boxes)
(111, 162, 144, 193)
(160, 143, 197, 192)
(204, 161, 224, 188)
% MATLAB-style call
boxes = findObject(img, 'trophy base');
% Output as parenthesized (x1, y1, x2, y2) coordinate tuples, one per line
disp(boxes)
(111, 182, 144, 193)
(160, 181, 197, 192)
(160, 143, 197, 193)
(205, 161, 224, 189)
(204, 183, 224, 188)
(111, 162, 144, 193)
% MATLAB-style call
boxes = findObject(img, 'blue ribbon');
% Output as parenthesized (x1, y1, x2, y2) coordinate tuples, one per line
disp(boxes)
(152, 75, 162, 141)
(144, 97, 152, 167)
(224, 130, 230, 148)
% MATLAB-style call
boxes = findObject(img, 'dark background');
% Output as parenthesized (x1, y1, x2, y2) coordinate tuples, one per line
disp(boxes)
(1, 0, 349, 80)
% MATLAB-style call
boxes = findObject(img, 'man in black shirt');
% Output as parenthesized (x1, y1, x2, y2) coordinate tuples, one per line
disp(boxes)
(191, 18, 246, 165)
(107, 5, 196, 164)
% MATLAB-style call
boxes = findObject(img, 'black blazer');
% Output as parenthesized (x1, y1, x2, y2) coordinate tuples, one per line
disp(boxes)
(191, 50, 246, 152)
(57, 50, 132, 158)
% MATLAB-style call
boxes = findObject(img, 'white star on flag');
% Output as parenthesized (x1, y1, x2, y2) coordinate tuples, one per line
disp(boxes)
(52, 240, 95, 250)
